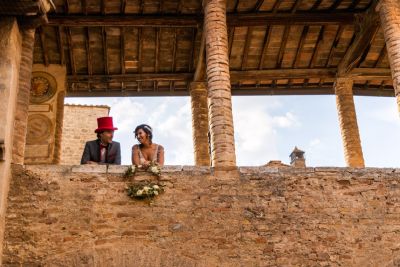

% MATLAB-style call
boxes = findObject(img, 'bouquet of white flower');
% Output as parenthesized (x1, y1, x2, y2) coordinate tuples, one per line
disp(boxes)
(147, 161, 161, 176)
(126, 182, 164, 200)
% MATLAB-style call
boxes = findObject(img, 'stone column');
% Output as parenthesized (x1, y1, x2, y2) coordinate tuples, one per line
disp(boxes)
(335, 78, 365, 168)
(12, 28, 35, 165)
(0, 17, 22, 265)
(203, 0, 237, 168)
(190, 82, 211, 166)
(377, 0, 400, 115)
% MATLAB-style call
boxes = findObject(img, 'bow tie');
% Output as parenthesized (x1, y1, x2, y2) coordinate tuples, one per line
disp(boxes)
(100, 143, 108, 149)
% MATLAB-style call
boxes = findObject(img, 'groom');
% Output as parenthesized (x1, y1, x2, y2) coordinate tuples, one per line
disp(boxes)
(81, 116, 121, 165)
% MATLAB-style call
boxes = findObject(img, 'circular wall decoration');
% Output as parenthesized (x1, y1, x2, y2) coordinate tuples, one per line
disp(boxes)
(26, 114, 53, 145)
(30, 72, 57, 104)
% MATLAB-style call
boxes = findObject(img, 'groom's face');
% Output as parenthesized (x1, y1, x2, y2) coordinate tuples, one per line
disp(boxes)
(100, 130, 114, 144)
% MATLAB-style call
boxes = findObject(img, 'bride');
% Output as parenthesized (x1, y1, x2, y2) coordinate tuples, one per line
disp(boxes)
(132, 124, 164, 168)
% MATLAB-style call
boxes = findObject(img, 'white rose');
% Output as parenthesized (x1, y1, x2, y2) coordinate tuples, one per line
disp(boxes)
(150, 166, 158, 173)
(136, 190, 143, 196)
(143, 186, 150, 192)
(152, 185, 160, 190)
(154, 191, 159, 196)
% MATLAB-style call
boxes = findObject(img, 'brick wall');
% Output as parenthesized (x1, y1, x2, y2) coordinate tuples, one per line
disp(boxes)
(60, 104, 110, 165)
(3, 165, 400, 266)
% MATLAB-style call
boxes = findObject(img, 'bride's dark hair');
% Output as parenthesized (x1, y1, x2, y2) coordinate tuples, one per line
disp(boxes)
(134, 124, 153, 145)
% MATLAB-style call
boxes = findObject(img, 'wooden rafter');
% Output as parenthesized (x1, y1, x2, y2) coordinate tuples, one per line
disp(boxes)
(38, 27, 49, 66)
(189, 28, 196, 72)
(374, 44, 387, 68)
(311, 0, 323, 10)
(101, 0, 105, 15)
(85, 27, 92, 75)
(121, 0, 126, 14)
(272, 0, 284, 13)
(241, 27, 253, 70)
(139, 0, 144, 14)
(253, 0, 264, 12)
(102, 27, 108, 75)
(120, 27, 125, 75)
(155, 28, 160, 73)
(64, 0, 70, 13)
(326, 25, 344, 67)
(258, 26, 271, 70)
(291, 0, 302, 13)
(65, 84, 395, 98)
(66, 68, 391, 84)
(193, 29, 205, 82)
(293, 26, 309, 68)
(137, 28, 142, 73)
(66, 27, 76, 75)
(309, 26, 325, 68)
(349, 0, 362, 10)
(82, 0, 87, 15)
(228, 27, 235, 59)
(48, 12, 358, 27)
(233, 0, 240, 12)
(276, 26, 290, 68)
(172, 29, 177, 72)
(329, 0, 343, 10)
(337, 4, 379, 76)
(56, 26, 65, 65)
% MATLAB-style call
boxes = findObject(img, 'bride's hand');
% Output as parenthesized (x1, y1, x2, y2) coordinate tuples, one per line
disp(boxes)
(142, 161, 151, 169)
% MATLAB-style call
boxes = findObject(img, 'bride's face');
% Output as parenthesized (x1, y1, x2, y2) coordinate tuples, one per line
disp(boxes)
(136, 129, 149, 143)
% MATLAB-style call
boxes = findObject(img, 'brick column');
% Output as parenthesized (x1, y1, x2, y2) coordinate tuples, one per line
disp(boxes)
(0, 17, 22, 265)
(335, 78, 365, 168)
(203, 0, 236, 168)
(377, 0, 400, 115)
(12, 28, 35, 165)
(190, 82, 211, 166)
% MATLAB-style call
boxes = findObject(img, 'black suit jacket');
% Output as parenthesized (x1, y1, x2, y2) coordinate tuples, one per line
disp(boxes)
(80, 139, 121, 165)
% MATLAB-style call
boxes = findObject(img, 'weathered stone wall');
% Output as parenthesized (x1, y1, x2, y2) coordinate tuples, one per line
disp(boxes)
(60, 104, 110, 165)
(0, 17, 21, 264)
(3, 165, 400, 266)
(12, 28, 35, 165)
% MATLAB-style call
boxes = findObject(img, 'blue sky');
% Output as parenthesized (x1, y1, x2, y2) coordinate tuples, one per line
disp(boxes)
(65, 95, 400, 167)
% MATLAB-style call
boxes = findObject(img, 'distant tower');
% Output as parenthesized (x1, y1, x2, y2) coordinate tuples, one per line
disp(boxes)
(290, 147, 306, 168)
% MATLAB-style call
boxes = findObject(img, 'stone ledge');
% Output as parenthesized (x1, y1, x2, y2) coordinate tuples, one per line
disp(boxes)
(22, 164, 400, 176)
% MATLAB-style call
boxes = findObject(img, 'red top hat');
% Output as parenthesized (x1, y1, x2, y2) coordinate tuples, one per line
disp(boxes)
(95, 117, 118, 133)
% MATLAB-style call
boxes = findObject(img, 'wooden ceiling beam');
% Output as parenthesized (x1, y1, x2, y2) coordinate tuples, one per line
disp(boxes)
(66, 68, 391, 84)
(337, 2, 380, 76)
(67, 73, 193, 83)
(47, 12, 358, 27)
(65, 85, 395, 97)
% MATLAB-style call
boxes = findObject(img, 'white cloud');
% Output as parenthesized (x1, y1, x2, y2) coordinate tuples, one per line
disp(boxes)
(309, 138, 321, 147)
(272, 112, 301, 128)
(232, 96, 301, 166)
